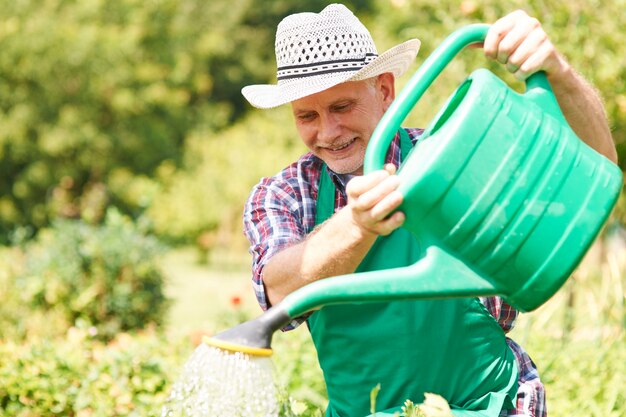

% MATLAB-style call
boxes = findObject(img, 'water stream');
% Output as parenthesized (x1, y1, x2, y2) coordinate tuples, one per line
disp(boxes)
(162, 343, 279, 417)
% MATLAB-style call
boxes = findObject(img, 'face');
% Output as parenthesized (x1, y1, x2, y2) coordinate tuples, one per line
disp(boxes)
(291, 73, 395, 175)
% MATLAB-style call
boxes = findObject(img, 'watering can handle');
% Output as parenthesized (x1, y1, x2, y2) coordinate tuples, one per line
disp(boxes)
(363, 24, 557, 173)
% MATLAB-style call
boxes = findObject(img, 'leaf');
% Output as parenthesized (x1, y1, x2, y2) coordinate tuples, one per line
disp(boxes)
(370, 383, 381, 415)
(290, 398, 308, 415)
(401, 399, 423, 417)
(419, 393, 453, 417)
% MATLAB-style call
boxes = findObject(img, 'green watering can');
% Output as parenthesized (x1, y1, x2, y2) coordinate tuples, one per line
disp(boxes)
(204, 24, 622, 357)
(362, 23, 622, 313)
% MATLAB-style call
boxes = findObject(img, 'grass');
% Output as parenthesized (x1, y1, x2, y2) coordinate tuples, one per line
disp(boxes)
(161, 247, 257, 340)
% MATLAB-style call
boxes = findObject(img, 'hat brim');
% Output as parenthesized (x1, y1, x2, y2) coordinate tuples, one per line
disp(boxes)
(242, 39, 421, 109)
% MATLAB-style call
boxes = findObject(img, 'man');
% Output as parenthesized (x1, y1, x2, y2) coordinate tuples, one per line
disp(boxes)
(242, 4, 617, 417)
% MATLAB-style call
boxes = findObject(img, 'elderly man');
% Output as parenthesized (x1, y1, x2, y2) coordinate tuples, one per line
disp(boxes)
(241, 4, 616, 417)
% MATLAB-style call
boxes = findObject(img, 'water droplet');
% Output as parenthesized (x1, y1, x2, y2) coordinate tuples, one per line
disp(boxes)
(162, 345, 278, 417)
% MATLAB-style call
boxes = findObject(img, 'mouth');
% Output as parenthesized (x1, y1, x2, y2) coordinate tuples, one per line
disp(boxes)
(326, 138, 356, 153)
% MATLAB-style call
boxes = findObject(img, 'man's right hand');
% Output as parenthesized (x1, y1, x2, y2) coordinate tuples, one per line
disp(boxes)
(263, 164, 406, 306)
(345, 163, 405, 237)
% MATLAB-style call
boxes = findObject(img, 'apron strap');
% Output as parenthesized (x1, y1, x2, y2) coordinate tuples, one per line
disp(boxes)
(398, 127, 412, 161)
(315, 163, 336, 225)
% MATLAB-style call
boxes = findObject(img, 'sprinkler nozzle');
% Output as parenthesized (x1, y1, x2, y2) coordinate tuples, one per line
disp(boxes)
(203, 305, 291, 357)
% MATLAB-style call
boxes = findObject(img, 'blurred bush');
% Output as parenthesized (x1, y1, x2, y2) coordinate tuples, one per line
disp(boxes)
(1, 0, 214, 239)
(517, 333, 626, 417)
(371, 0, 626, 147)
(0, 328, 191, 417)
(147, 106, 306, 247)
(0, 314, 324, 417)
(1, 0, 624, 245)
(0, 0, 373, 243)
(1, 209, 168, 342)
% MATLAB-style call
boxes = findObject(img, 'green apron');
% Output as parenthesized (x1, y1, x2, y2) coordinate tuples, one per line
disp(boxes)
(307, 129, 518, 417)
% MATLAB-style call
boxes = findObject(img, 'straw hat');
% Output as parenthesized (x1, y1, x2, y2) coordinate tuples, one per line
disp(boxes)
(242, 3, 421, 109)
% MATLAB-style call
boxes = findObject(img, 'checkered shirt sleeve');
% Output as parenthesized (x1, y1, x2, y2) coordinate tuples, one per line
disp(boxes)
(243, 155, 322, 311)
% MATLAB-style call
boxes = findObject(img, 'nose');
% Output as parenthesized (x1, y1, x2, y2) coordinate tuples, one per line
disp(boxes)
(318, 112, 342, 143)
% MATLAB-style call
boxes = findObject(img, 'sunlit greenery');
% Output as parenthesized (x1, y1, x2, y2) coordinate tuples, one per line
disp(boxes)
(0, 1, 624, 416)
(1, 0, 625, 244)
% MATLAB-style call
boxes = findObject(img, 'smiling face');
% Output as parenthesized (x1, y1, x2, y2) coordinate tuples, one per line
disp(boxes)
(291, 73, 395, 175)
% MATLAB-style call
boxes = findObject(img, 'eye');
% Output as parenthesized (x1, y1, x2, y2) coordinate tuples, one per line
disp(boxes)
(331, 101, 354, 113)
(297, 112, 317, 122)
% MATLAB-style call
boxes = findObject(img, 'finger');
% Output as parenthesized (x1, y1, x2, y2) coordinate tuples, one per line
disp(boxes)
(513, 39, 553, 81)
(384, 163, 397, 175)
(372, 211, 405, 236)
(368, 190, 403, 222)
(500, 18, 547, 72)
(346, 170, 389, 200)
(496, 17, 539, 67)
(507, 29, 548, 73)
(353, 175, 401, 211)
(483, 10, 524, 59)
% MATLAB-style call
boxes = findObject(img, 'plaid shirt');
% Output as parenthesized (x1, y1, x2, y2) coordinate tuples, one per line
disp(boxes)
(243, 128, 546, 417)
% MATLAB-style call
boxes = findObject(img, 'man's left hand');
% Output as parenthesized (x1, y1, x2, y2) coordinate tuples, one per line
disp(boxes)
(483, 9, 569, 81)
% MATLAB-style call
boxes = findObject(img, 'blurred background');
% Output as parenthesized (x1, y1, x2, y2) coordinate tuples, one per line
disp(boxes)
(0, 0, 623, 416)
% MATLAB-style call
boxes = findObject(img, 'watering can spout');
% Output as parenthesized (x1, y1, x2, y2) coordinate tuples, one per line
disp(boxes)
(204, 245, 499, 356)
(203, 306, 290, 356)
(280, 245, 499, 318)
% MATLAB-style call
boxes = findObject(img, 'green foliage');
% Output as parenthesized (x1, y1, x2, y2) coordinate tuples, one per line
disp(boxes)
(0, 0, 204, 237)
(0, 0, 376, 241)
(2, 243, 624, 416)
(272, 328, 328, 417)
(371, 0, 626, 165)
(2, 0, 625, 242)
(370, 383, 381, 415)
(1, 1, 625, 413)
(147, 106, 307, 244)
(0, 328, 318, 417)
(522, 335, 625, 417)
(400, 399, 424, 417)
(4, 209, 168, 342)
(0, 328, 191, 417)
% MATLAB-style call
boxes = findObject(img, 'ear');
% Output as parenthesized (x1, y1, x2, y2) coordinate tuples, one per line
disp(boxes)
(377, 73, 396, 110)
